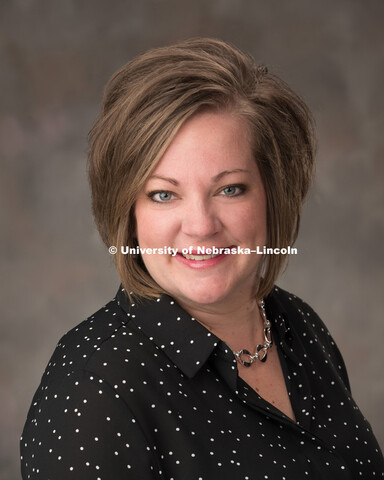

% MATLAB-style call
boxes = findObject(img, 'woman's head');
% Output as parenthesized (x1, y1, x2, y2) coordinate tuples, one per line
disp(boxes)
(88, 37, 315, 301)
(134, 110, 268, 311)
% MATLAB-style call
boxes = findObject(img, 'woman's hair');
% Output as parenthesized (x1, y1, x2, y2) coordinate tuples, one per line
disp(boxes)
(88, 37, 315, 301)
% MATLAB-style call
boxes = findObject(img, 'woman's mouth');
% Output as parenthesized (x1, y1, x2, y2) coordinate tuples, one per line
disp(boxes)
(181, 253, 220, 261)
(175, 246, 234, 269)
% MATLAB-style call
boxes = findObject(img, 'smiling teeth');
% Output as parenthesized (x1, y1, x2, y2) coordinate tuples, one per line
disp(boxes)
(182, 253, 220, 261)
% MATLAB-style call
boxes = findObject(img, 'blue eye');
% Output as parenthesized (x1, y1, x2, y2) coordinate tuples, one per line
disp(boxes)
(149, 191, 174, 203)
(220, 185, 245, 197)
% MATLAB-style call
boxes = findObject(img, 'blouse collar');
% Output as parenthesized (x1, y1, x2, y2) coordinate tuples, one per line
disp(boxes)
(116, 286, 220, 378)
(116, 285, 290, 378)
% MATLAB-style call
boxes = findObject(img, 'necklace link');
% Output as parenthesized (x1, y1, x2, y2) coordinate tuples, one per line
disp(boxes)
(233, 300, 273, 367)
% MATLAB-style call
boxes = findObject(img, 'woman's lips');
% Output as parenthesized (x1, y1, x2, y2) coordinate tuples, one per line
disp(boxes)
(183, 252, 220, 260)
(174, 246, 234, 269)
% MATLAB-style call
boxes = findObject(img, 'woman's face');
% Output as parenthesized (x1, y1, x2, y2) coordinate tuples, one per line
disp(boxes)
(135, 111, 267, 311)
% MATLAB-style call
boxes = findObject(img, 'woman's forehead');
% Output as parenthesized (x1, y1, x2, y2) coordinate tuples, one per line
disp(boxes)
(148, 112, 255, 180)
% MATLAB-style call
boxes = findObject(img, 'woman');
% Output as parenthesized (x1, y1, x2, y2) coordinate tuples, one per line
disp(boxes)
(21, 38, 383, 479)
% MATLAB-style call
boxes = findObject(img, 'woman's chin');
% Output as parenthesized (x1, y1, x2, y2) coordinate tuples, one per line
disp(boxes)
(171, 283, 238, 310)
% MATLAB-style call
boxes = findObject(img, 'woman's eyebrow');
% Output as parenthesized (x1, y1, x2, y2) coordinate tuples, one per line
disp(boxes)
(212, 169, 249, 182)
(148, 175, 179, 186)
(149, 169, 249, 186)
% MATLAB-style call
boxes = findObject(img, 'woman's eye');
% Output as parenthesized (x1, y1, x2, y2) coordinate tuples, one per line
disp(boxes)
(148, 191, 174, 203)
(220, 185, 245, 197)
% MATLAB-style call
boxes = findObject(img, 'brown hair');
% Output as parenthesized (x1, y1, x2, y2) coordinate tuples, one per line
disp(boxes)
(88, 38, 315, 301)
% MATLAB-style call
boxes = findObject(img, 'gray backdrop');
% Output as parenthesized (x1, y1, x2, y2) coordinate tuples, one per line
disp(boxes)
(1, 1, 383, 478)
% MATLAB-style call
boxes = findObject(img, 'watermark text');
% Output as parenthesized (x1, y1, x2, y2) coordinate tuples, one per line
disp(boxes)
(108, 245, 298, 255)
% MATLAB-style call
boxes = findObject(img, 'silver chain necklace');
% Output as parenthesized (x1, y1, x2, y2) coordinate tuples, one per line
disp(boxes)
(233, 300, 273, 367)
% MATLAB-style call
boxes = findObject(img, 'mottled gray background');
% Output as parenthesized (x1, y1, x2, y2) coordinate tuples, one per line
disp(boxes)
(1, 0, 383, 478)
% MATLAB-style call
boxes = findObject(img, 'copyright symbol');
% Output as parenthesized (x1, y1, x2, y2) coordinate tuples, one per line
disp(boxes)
(109, 246, 117, 255)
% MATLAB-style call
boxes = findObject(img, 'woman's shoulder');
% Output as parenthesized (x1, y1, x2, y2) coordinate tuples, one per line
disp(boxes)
(49, 296, 127, 374)
(268, 284, 330, 333)
(32, 292, 143, 397)
(267, 284, 337, 346)
(267, 285, 351, 390)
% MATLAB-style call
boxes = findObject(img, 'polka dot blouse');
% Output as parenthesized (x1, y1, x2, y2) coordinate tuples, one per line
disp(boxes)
(21, 286, 384, 479)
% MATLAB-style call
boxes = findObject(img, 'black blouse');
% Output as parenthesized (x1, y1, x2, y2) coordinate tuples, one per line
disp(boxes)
(21, 286, 384, 479)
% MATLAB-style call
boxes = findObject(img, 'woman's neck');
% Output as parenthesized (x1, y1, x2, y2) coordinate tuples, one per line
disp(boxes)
(177, 295, 265, 353)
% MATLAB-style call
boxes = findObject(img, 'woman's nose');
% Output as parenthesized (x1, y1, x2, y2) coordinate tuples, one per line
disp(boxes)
(181, 199, 221, 239)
